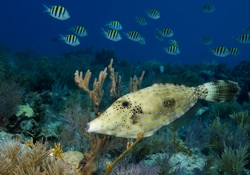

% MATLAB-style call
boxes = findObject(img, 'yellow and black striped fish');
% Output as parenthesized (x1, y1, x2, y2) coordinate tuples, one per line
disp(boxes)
(135, 16, 147, 26)
(125, 31, 142, 42)
(102, 28, 122, 42)
(211, 46, 230, 57)
(236, 34, 250, 44)
(145, 9, 160, 19)
(72, 26, 88, 37)
(60, 34, 80, 46)
(44, 5, 70, 20)
(229, 47, 240, 56)
(157, 28, 174, 38)
(164, 45, 180, 55)
(105, 21, 123, 30)
(201, 4, 215, 13)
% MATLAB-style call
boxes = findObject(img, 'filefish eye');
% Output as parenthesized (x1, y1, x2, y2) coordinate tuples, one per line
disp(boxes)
(122, 101, 130, 107)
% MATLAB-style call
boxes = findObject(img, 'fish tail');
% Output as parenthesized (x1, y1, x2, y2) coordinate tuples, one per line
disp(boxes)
(195, 80, 240, 102)
(43, 4, 50, 13)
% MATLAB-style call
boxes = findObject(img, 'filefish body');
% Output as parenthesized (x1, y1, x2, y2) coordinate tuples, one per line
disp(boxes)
(87, 80, 240, 138)
(44, 5, 70, 20)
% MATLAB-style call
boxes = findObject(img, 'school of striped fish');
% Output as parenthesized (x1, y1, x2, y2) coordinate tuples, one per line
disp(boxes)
(43, 4, 249, 57)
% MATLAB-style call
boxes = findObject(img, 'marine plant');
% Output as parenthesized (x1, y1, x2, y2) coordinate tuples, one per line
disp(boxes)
(229, 111, 250, 134)
(0, 139, 75, 174)
(218, 145, 249, 175)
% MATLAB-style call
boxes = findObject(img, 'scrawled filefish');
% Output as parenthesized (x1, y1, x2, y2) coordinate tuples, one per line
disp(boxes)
(87, 80, 240, 138)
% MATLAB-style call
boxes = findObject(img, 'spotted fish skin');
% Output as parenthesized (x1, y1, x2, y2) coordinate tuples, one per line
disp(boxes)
(87, 80, 240, 138)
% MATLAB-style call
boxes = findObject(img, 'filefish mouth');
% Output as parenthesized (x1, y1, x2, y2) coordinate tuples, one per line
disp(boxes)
(86, 123, 90, 133)
(86, 121, 101, 133)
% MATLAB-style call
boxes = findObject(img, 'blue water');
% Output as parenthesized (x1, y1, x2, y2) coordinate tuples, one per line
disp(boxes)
(0, 0, 249, 67)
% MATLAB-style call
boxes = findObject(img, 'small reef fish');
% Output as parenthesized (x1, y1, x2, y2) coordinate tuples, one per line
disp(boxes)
(43, 5, 70, 20)
(105, 21, 123, 30)
(102, 28, 122, 42)
(235, 34, 250, 44)
(164, 45, 180, 55)
(244, 27, 250, 33)
(139, 37, 146, 45)
(87, 80, 240, 138)
(71, 26, 88, 37)
(124, 31, 142, 42)
(135, 16, 148, 26)
(60, 34, 80, 46)
(201, 4, 215, 13)
(156, 32, 165, 41)
(156, 28, 174, 38)
(145, 9, 160, 19)
(169, 39, 178, 47)
(229, 47, 240, 56)
(211, 46, 230, 57)
(201, 37, 212, 45)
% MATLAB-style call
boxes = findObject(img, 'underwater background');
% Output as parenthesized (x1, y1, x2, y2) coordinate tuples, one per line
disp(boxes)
(0, 0, 250, 175)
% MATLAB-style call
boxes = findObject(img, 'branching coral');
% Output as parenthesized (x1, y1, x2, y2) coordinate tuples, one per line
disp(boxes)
(74, 59, 145, 175)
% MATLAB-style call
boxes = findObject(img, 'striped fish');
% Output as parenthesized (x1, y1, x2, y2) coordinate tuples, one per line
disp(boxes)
(145, 9, 160, 19)
(139, 37, 146, 45)
(135, 16, 147, 26)
(201, 4, 215, 13)
(157, 28, 174, 38)
(164, 45, 180, 55)
(87, 80, 240, 138)
(124, 31, 142, 42)
(71, 26, 88, 37)
(236, 34, 250, 44)
(229, 47, 240, 56)
(60, 34, 80, 46)
(201, 37, 212, 45)
(211, 46, 230, 57)
(105, 21, 123, 30)
(44, 5, 70, 20)
(102, 28, 122, 42)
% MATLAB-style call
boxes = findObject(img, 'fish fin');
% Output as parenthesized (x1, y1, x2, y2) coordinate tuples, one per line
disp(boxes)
(59, 34, 65, 40)
(195, 80, 240, 102)
(43, 4, 50, 13)
(101, 28, 106, 34)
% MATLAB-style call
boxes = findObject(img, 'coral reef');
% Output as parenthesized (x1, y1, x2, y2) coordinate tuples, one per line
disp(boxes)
(0, 47, 249, 174)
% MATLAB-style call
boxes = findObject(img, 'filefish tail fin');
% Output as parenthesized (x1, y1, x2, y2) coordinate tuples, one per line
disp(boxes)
(195, 80, 240, 102)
